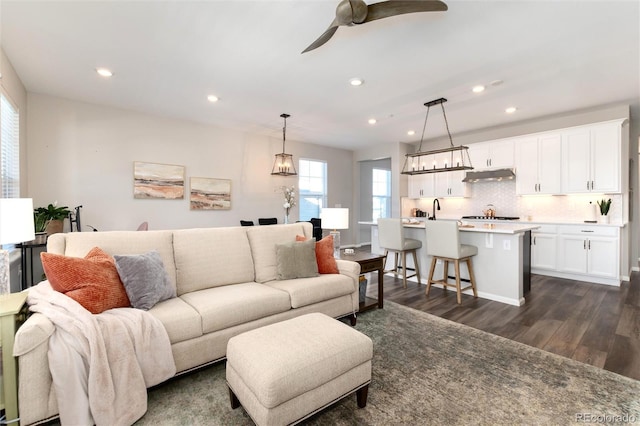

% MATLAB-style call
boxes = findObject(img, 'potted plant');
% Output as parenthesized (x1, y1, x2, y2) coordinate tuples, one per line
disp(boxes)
(34, 203, 71, 242)
(597, 198, 612, 224)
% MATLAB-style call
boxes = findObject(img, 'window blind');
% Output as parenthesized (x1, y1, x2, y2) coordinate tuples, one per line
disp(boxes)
(1, 93, 20, 198)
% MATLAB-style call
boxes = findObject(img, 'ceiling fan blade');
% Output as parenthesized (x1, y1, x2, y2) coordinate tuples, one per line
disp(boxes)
(364, 0, 448, 23)
(302, 23, 340, 54)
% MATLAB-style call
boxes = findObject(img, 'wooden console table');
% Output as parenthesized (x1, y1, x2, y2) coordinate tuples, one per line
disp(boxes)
(342, 251, 386, 313)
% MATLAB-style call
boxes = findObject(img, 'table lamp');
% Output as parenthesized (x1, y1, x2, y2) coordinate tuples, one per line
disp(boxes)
(0, 198, 35, 295)
(320, 208, 349, 258)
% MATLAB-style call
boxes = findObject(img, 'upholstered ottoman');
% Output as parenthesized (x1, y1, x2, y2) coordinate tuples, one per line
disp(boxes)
(226, 313, 373, 425)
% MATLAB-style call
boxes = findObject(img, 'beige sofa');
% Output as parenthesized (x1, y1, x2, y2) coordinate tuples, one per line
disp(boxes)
(14, 222, 361, 425)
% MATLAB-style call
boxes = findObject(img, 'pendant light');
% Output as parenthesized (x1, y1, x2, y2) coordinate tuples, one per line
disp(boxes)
(401, 98, 474, 175)
(271, 113, 297, 176)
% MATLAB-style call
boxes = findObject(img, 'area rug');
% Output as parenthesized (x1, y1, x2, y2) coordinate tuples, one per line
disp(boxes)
(136, 302, 640, 425)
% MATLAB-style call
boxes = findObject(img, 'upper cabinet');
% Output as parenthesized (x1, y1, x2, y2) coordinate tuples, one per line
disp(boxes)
(515, 133, 562, 195)
(432, 152, 468, 197)
(407, 150, 468, 198)
(561, 121, 621, 194)
(467, 139, 514, 170)
(408, 173, 434, 198)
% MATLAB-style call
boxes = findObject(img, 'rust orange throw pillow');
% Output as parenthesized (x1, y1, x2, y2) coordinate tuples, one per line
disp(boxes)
(296, 235, 339, 274)
(41, 247, 131, 314)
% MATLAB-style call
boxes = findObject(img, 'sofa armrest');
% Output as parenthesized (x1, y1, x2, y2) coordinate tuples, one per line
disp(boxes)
(14, 313, 55, 357)
(15, 313, 58, 425)
(335, 259, 361, 292)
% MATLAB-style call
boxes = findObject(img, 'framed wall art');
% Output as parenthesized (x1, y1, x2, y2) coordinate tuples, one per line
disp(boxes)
(190, 177, 231, 210)
(133, 161, 185, 199)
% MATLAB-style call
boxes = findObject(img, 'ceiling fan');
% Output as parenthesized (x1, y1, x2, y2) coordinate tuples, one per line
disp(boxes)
(302, 0, 448, 54)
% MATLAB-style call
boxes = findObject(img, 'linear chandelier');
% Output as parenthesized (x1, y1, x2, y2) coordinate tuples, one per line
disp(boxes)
(271, 113, 297, 176)
(401, 98, 474, 175)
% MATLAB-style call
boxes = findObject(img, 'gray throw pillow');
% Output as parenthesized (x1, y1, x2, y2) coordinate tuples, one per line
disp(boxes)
(276, 239, 319, 280)
(114, 250, 176, 310)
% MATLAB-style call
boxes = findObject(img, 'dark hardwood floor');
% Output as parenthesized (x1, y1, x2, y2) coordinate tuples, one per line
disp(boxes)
(361, 254, 640, 381)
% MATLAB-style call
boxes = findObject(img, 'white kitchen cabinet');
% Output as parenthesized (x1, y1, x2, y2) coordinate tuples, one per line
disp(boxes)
(557, 225, 619, 279)
(561, 121, 621, 193)
(531, 225, 557, 271)
(467, 139, 514, 170)
(408, 174, 434, 198)
(515, 133, 562, 195)
(433, 152, 468, 197)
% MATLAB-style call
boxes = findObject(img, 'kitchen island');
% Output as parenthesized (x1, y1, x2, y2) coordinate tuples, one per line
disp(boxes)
(370, 221, 539, 306)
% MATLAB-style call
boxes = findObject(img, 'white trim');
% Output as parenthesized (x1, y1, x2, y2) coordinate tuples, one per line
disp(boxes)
(531, 268, 621, 287)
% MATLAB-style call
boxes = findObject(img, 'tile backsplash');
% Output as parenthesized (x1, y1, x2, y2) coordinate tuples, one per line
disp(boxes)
(403, 180, 623, 223)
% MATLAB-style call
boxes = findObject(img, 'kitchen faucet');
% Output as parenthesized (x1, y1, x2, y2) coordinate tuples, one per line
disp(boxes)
(430, 198, 440, 220)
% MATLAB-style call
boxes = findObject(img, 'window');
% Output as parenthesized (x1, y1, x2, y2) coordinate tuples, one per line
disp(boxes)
(298, 159, 327, 221)
(1, 93, 20, 198)
(372, 168, 391, 220)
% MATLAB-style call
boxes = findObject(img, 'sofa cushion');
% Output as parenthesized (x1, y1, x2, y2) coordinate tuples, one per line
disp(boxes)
(276, 240, 318, 280)
(49, 230, 177, 290)
(148, 297, 203, 344)
(41, 247, 131, 314)
(264, 274, 355, 309)
(247, 223, 313, 283)
(179, 283, 291, 334)
(173, 227, 255, 295)
(114, 250, 176, 310)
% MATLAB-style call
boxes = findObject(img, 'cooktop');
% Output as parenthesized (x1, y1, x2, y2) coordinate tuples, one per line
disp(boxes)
(462, 216, 520, 220)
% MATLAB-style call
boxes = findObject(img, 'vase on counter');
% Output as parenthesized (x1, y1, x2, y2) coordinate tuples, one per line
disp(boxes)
(284, 208, 290, 224)
(598, 215, 610, 224)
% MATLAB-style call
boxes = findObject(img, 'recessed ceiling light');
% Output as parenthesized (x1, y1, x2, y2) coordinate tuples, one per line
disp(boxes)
(490, 79, 503, 86)
(96, 68, 113, 77)
(505, 106, 517, 114)
(407, 130, 415, 136)
(368, 118, 377, 125)
(207, 95, 219, 103)
(349, 78, 364, 86)
(472, 85, 485, 93)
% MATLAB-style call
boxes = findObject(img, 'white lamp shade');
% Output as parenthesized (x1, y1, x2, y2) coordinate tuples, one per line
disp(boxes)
(0, 198, 35, 244)
(320, 208, 349, 230)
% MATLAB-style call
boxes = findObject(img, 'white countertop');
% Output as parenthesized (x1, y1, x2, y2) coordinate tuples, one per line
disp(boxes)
(359, 218, 625, 228)
(402, 221, 539, 234)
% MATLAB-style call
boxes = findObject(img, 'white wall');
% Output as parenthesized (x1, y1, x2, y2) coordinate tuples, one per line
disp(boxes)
(26, 94, 356, 244)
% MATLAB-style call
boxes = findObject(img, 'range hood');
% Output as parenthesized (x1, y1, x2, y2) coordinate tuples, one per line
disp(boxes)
(462, 168, 516, 182)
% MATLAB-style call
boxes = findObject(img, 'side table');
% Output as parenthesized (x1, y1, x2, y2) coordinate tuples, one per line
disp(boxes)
(1, 292, 28, 424)
(341, 251, 386, 313)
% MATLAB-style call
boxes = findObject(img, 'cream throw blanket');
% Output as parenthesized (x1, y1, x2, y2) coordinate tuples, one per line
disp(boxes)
(25, 282, 176, 425)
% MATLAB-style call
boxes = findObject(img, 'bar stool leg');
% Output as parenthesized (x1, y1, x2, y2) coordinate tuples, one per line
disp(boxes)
(401, 251, 407, 288)
(442, 260, 449, 292)
(466, 257, 478, 298)
(394, 252, 399, 276)
(412, 249, 421, 285)
(454, 259, 462, 304)
(426, 257, 437, 296)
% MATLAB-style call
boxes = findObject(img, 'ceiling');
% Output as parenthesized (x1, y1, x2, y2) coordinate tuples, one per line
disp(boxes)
(1, 0, 638, 150)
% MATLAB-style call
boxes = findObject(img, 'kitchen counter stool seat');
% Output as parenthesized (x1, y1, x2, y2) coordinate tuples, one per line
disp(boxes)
(377, 218, 421, 288)
(425, 220, 478, 304)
